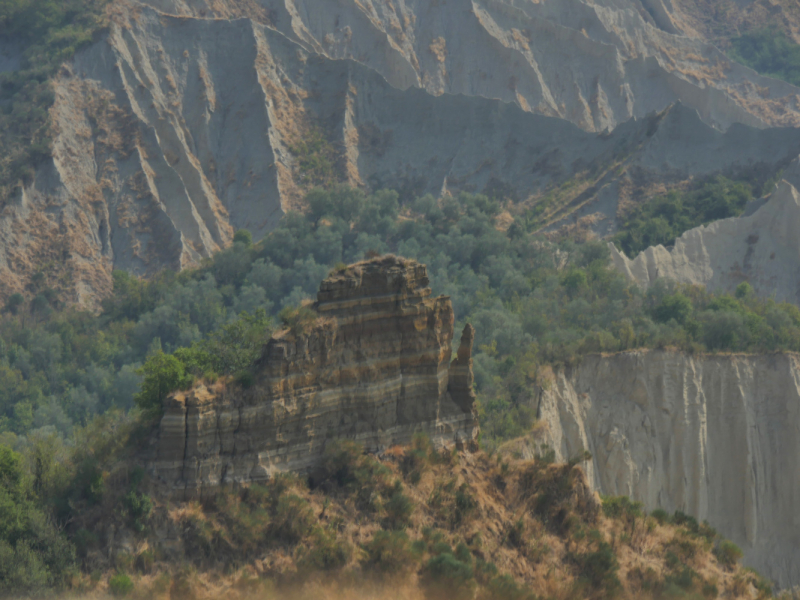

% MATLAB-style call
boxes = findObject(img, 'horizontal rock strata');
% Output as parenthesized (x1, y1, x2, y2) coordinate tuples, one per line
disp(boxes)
(148, 256, 479, 499)
(535, 350, 800, 587)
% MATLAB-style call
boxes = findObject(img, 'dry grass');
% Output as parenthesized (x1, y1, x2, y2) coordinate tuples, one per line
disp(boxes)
(66, 441, 764, 600)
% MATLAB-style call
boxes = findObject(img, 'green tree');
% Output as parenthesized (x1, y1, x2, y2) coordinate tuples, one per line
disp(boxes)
(134, 351, 191, 418)
(729, 28, 800, 87)
(233, 229, 253, 247)
(174, 309, 272, 378)
(3, 293, 24, 315)
(613, 176, 754, 256)
(653, 293, 692, 325)
(0, 445, 75, 593)
(735, 281, 754, 300)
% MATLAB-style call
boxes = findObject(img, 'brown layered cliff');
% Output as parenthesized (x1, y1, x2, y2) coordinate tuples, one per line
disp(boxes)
(147, 256, 478, 499)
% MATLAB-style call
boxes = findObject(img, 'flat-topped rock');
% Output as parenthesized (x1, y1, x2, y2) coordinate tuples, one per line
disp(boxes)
(147, 256, 479, 499)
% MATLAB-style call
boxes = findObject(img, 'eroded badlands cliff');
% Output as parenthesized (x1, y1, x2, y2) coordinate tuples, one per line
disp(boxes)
(611, 156, 800, 304)
(536, 350, 800, 587)
(143, 0, 800, 132)
(5, 0, 800, 306)
(147, 256, 479, 499)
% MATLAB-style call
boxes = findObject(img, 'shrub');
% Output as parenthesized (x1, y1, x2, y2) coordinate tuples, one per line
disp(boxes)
(233, 229, 253, 247)
(319, 440, 368, 487)
(271, 495, 315, 544)
(401, 432, 434, 482)
(735, 281, 753, 299)
(729, 28, 800, 87)
(135, 549, 154, 574)
(613, 176, 754, 256)
(454, 483, 477, 523)
(3, 293, 24, 315)
(122, 491, 152, 533)
(602, 495, 643, 521)
(714, 540, 744, 569)
(672, 510, 699, 532)
(487, 574, 532, 600)
(364, 530, 419, 574)
(318, 440, 392, 510)
(653, 293, 692, 325)
(279, 304, 319, 336)
(474, 559, 498, 585)
(571, 540, 620, 594)
(383, 481, 415, 530)
(109, 573, 134, 597)
(421, 552, 475, 600)
(0, 445, 76, 591)
(74, 528, 99, 560)
(506, 518, 526, 549)
(170, 568, 196, 600)
(702, 579, 719, 598)
(668, 565, 697, 590)
(650, 508, 670, 524)
(298, 529, 351, 571)
(212, 489, 271, 556)
(289, 127, 339, 186)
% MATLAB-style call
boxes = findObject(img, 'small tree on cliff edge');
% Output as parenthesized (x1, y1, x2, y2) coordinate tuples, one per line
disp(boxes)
(134, 351, 192, 419)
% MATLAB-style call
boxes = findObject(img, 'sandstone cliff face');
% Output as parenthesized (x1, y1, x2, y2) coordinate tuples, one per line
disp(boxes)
(536, 350, 800, 587)
(610, 155, 800, 304)
(148, 256, 479, 499)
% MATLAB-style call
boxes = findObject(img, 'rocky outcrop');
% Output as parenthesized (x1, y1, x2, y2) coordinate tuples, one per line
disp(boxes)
(535, 350, 800, 588)
(610, 155, 800, 304)
(147, 256, 479, 499)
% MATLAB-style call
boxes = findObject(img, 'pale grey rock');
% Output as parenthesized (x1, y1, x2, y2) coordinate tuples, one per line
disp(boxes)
(145, 0, 800, 132)
(536, 349, 800, 587)
(611, 156, 800, 304)
(4, 1, 800, 305)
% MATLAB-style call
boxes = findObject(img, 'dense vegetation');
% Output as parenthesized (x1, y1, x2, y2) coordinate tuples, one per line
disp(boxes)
(0, 443, 74, 593)
(0, 0, 108, 201)
(6, 186, 800, 451)
(729, 28, 800, 87)
(612, 175, 762, 257)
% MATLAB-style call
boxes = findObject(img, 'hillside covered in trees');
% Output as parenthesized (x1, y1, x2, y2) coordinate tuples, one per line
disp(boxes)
(5, 186, 800, 451)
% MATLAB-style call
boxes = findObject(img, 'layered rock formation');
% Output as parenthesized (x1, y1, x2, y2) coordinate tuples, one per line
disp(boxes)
(535, 350, 800, 587)
(610, 156, 800, 304)
(148, 256, 479, 499)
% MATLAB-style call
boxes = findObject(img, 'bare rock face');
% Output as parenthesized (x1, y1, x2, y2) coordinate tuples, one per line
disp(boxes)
(147, 256, 479, 499)
(610, 155, 800, 304)
(535, 350, 800, 588)
(143, 0, 800, 133)
(5, 1, 800, 306)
